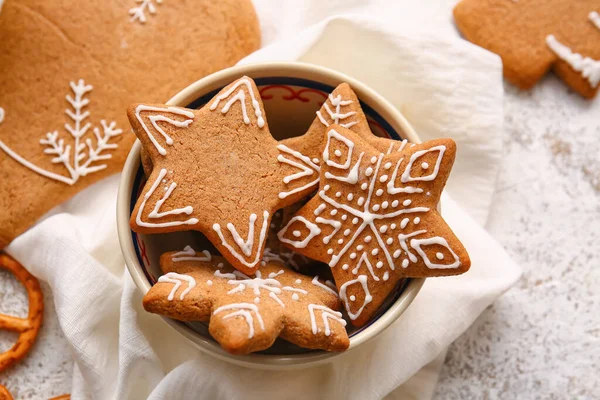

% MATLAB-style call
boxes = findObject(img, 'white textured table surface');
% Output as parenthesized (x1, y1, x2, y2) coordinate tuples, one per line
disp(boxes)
(1, 76, 599, 399)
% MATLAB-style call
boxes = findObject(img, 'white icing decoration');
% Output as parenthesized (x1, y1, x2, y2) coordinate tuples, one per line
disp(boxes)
(214, 270, 237, 280)
(171, 245, 212, 262)
(292, 294, 299, 301)
(218, 269, 308, 309)
(0, 107, 4, 124)
(315, 217, 342, 245)
(339, 275, 372, 321)
(158, 272, 196, 301)
(269, 292, 285, 307)
(323, 128, 354, 170)
(398, 230, 427, 263)
(411, 237, 461, 269)
(590, 11, 600, 30)
(401, 145, 446, 183)
(316, 93, 358, 129)
(545, 35, 600, 89)
(351, 253, 380, 281)
(136, 168, 199, 228)
(213, 303, 265, 339)
(134, 105, 194, 156)
(0, 80, 122, 185)
(207, 280, 213, 286)
(209, 78, 265, 127)
(129, 0, 163, 24)
(277, 144, 320, 199)
(308, 304, 346, 336)
(213, 211, 269, 270)
(311, 276, 339, 297)
(278, 216, 321, 248)
(386, 158, 423, 195)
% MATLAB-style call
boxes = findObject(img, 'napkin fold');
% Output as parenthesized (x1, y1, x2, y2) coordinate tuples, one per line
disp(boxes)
(6, 0, 521, 399)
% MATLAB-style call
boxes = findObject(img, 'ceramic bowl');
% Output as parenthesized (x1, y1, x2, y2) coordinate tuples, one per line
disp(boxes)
(117, 62, 426, 370)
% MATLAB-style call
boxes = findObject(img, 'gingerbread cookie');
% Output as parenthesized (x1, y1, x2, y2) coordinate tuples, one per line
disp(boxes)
(0, 0, 260, 248)
(454, 0, 600, 98)
(129, 76, 348, 275)
(143, 247, 348, 354)
(278, 126, 470, 326)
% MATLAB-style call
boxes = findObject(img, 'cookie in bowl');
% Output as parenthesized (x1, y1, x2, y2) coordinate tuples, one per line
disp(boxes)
(143, 248, 348, 355)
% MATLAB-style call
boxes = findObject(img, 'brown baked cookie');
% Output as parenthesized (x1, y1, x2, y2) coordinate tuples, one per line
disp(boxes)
(143, 247, 348, 354)
(454, 0, 600, 98)
(276, 83, 408, 202)
(278, 126, 470, 326)
(128, 76, 339, 275)
(0, 0, 260, 248)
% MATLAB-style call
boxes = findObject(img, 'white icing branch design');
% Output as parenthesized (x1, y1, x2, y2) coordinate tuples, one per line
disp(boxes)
(214, 268, 307, 307)
(316, 93, 358, 129)
(0, 80, 122, 185)
(129, 0, 163, 24)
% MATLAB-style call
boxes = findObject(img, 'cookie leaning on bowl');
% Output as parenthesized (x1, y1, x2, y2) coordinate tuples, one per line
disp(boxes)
(143, 248, 349, 355)
(278, 125, 471, 327)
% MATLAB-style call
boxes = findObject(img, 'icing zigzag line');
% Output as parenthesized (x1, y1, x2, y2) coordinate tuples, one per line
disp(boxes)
(213, 211, 270, 269)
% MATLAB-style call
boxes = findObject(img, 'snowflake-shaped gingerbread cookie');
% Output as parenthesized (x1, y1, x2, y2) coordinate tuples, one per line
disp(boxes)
(278, 126, 471, 326)
(143, 246, 348, 354)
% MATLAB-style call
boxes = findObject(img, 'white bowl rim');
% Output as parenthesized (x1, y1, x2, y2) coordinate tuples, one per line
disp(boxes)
(117, 61, 426, 370)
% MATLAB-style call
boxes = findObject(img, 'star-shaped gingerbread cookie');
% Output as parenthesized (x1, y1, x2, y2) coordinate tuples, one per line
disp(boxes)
(278, 125, 471, 327)
(129, 77, 332, 275)
(143, 246, 348, 354)
(454, 0, 600, 98)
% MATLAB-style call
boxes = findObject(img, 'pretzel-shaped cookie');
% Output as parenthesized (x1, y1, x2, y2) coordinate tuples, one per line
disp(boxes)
(0, 253, 43, 372)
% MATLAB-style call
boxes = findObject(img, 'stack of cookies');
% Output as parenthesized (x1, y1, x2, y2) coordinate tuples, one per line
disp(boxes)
(129, 77, 471, 355)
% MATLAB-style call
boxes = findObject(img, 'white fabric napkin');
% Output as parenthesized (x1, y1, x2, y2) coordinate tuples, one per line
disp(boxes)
(5, 0, 522, 399)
